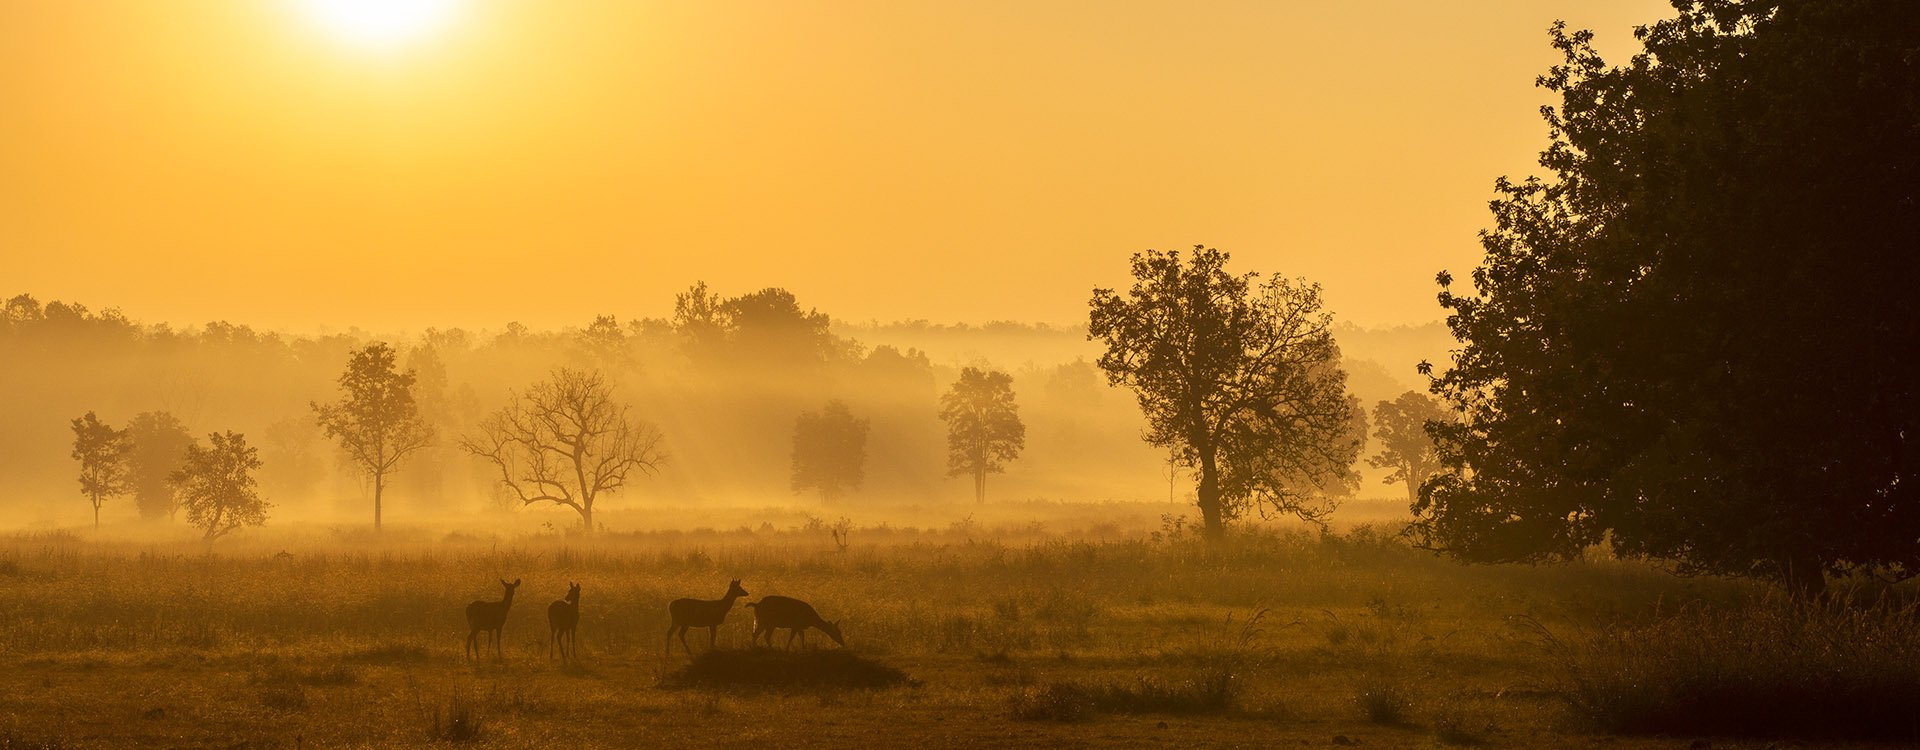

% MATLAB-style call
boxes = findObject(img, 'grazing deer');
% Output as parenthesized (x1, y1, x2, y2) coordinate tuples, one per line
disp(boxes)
(465, 578, 521, 662)
(666, 579, 748, 655)
(548, 581, 581, 663)
(746, 595, 845, 649)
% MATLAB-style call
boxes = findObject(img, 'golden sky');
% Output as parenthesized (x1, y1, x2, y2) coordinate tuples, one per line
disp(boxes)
(1, 1, 1669, 333)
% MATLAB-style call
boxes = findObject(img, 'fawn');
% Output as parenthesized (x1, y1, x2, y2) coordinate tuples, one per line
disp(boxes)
(666, 579, 748, 655)
(465, 578, 521, 662)
(747, 595, 845, 649)
(548, 581, 581, 662)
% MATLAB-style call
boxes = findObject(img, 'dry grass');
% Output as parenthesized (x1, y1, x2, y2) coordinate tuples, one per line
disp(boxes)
(0, 517, 1905, 747)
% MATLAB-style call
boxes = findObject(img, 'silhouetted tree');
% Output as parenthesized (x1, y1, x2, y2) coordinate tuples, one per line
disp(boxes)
(939, 367, 1025, 503)
(1090, 246, 1361, 538)
(1416, 1, 1920, 599)
(791, 400, 868, 503)
(70, 411, 130, 529)
(312, 343, 433, 532)
(125, 411, 194, 521)
(1368, 392, 1449, 504)
(461, 368, 665, 531)
(171, 431, 268, 542)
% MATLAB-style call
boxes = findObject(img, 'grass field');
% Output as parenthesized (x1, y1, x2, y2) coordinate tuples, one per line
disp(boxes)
(1, 504, 1915, 749)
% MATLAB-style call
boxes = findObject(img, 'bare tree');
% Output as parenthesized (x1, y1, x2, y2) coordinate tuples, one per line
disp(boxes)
(461, 368, 665, 531)
(312, 343, 433, 532)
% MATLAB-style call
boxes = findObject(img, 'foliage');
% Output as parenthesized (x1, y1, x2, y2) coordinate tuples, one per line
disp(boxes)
(124, 411, 194, 521)
(939, 367, 1026, 503)
(1089, 246, 1361, 537)
(1548, 600, 1920, 740)
(68, 411, 129, 529)
(169, 431, 269, 541)
(461, 368, 665, 531)
(791, 399, 869, 503)
(311, 343, 432, 531)
(1366, 392, 1450, 504)
(1416, 0, 1920, 597)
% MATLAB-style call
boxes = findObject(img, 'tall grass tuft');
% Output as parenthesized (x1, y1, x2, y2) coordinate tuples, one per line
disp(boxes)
(1009, 667, 1239, 721)
(1550, 598, 1920, 740)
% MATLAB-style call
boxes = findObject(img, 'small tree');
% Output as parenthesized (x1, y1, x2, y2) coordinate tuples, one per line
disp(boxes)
(171, 431, 269, 542)
(126, 411, 195, 521)
(939, 367, 1026, 503)
(1368, 392, 1451, 504)
(791, 400, 868, 504)
(70, 411, 130, 529)
(1090, 246, 1362, 538)
(461, 368, 665, 531)
(312, 343, 433, 532)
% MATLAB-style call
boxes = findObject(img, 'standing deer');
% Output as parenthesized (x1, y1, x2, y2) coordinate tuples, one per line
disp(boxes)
(465, 578, 521, 662)
(548, 581, 581, 663)
(746, 595, 845, 650)
(666, 579, 748, 655)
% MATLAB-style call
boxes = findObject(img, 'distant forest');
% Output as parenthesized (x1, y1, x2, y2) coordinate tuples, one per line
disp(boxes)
(0, 289, 1449, 529)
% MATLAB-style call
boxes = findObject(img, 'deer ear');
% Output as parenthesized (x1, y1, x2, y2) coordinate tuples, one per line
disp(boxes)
(514, 578, 522, 586)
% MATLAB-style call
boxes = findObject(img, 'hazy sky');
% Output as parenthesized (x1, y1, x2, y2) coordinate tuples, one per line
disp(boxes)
(2, 1, 1670, 332)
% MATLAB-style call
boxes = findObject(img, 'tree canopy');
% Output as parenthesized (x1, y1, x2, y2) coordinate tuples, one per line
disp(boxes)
(126, 411, 194, 521)
(939, 367, 1026, 503)
(312, 343, 432, 532)
(1368, 392, 1451, 504)
(1416, 0, 1920, 597)
(1090, 246, 1362, 537)
(171, 431, 268, 542)
(69, 411, 129, 529)
(791, 399, 869, 503)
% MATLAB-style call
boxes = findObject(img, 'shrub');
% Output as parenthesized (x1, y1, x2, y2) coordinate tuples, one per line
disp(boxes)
(1008, 683, 1091, 722)
(1009, 668, 1239, 721)
(1354, 679, 1412, 725)
(425, 695, 483, 743)
(1552, 600, 1920, 740)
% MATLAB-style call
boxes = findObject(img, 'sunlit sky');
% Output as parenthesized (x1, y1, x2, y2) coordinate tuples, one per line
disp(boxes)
(1, 1, 1668, 333)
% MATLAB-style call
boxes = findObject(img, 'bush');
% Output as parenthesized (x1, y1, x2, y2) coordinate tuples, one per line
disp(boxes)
(1009, 683, 1092, 721)
(1553, 600, 1920, 740)
(1354, 679, 1412, 725)
(425, 695, 483, 743)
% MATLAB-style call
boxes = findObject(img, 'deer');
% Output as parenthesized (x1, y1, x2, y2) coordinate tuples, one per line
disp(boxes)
(746, 595, 844, 650)
(666, 579, 748, 655)
(465, 578, 521, 662)
(547, 581, 581, 663)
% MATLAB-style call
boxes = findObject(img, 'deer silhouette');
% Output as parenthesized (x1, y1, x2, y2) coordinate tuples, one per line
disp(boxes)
(465, 578, 521, 662)
(747, 595, 844, 649)
(666, 579, 748, 655)
(548, 581, 581, 663)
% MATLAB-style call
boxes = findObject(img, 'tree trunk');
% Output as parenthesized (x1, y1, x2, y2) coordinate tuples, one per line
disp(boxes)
(373, 473, 384, 533)
(975, 470, 986, 504)
(1784, 556, 1827, 601)
(93, 499, 100, 530)
(580, 503, 593, 533)
(1405, 479, 1419, 507)
(1196, 450, 1224, 540)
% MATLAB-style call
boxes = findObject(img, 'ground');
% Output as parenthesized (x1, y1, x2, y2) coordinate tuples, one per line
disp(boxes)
(0, 506, 1908, 749)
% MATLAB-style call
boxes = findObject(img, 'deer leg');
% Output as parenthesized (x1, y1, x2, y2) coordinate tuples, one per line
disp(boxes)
(679, 626, 693, 656)
(707, 625, 717, 651)
(786, 629, 798, 650)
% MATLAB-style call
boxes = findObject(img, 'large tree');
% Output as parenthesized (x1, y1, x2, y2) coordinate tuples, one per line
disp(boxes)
(1368, 392, 1450, 504)
(171, 431, 269, 542)
(125, 411, 195, 521)
(1090, 246, 1362, 538)
(312, 343, 433, 532)
(940, 367, 1026, 503)
(70, 411, 130, 529)
(791, 400, 869, 504)
(461, 368, 665, 531)
(1416, 1, 1920, 598)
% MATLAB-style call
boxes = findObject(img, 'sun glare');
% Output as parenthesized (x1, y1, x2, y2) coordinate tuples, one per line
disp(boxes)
(293, 0, 461, 50)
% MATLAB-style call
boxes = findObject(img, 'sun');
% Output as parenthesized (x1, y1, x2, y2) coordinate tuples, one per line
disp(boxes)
(293, 0, 461, 50)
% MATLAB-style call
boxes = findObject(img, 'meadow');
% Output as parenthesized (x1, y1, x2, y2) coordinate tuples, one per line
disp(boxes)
(1, 502, 1916, 749)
